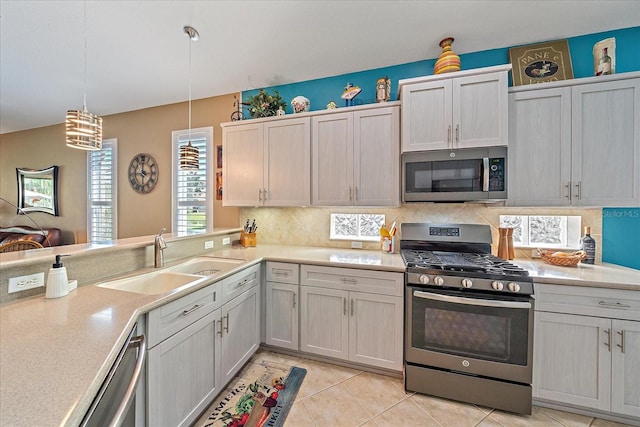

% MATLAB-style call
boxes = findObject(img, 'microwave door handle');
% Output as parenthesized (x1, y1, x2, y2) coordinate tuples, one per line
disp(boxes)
(482, 157, 490, 192)
(413, 290, 532, 309)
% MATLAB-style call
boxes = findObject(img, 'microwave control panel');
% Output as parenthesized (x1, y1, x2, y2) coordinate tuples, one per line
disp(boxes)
(488, 158, 505, 191)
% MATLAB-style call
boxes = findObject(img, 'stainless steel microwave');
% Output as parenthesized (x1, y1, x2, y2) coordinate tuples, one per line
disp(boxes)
(402, 147, 507, 202)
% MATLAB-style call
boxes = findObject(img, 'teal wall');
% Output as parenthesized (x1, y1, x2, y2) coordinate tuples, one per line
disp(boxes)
(242, 26, 640, 269)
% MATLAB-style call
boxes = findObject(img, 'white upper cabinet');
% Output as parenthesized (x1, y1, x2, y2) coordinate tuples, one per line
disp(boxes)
(400, 65, 510, 152)
(508, 74, 640, 207)
(222, 116, 310, 206)
(312, 103, 400, 206)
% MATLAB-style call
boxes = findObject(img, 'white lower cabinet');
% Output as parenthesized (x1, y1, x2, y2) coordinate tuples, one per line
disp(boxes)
(147, 285, 221, 427)
(299, 265, 403, 371)
(534, 283, 640, 422)
(146, 264, 261, 427)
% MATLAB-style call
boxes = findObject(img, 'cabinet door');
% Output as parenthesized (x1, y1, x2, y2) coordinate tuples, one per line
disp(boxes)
(401, 79, 452, 151)
(353, 106, 400, 206)
(265, 282, 299, 350)
(311, 112, 353, 205)
(348, 292, 403, 371)
(264, 117, 311, 206)
(222, 123, 264, 206)
(533, 311, 611, 411)
(220, 286, 260, 386)
(507, 87, 572, 206)
(453, 71, 508, 148)
(611, 319, 640, 418)
(147, 309, 220, 427)
(300, 286, 348, 360)
(571, 79, 640, 206)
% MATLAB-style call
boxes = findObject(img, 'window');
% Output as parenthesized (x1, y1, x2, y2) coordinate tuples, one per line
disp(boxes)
(330, 213, 385, 241)
(87, 138, 117, 242)
(500, 215, 582, 249)
(172, 127, 213, 235)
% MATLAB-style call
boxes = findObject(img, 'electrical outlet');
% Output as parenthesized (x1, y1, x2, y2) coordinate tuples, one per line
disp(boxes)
(351, 241, 363, 249)
(8, 272, 45, 293)
(222, 237, 231, 245)
(204, 240, 214, 249)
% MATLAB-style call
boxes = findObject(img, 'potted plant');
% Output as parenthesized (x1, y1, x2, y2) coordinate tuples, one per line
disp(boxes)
(245, 89, 287, 118)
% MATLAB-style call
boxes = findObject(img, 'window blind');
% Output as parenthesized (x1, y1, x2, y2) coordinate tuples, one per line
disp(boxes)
(175, 136, 208, 234)
(87, 139, 117, 241)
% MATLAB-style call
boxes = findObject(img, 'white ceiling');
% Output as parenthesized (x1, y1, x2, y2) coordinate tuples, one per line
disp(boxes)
(1, 0, 639, 134)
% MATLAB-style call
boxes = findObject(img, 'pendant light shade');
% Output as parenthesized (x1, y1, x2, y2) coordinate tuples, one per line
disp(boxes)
(65, 107, 103, 150)
(180, 25, 200, 170)
(66, 1, 102, 151)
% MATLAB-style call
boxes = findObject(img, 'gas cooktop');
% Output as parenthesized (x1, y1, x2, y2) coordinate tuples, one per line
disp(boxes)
(401, 250, 530, 277)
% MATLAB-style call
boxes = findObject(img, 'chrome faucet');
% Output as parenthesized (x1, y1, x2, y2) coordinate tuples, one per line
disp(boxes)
(154, 228, 167, 268)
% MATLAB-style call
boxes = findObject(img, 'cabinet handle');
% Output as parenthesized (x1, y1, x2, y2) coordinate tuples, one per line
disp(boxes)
(455, 124, 459, 143)
(604, 328, 611, 352)
(182, 304, 202, 316)
(343, 298, 347, 316)
(617, 330, 625, 353)
(273, 271, 290, 277)
(263, 188, 268, 201)
(258, 188, 263, 201)
(217, 319, 223, 336)
(598, 301, 631, 309)
(565, 182, 571, 199)
(350, 298, 354, 316)
(213, 291, 216, 302)
(447, 125, 451, 144)
(349, 187, 353, 201)
(223, 313, 230, 334)
(293, 292, 297, 309)
(340, 277, 358, 284)
(574, 181, 581, 200)
(355, 186, 358, 201)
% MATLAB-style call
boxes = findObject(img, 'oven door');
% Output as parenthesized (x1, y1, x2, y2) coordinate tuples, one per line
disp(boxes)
(405, 286, 533, 384)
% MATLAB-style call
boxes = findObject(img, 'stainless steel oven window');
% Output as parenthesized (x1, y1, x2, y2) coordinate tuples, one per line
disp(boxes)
(410, 289, 530, 365)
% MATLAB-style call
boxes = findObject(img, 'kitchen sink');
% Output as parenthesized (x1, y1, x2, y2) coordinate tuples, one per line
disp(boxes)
(97, 271, 203, 295)
(166, 256, 245, 276)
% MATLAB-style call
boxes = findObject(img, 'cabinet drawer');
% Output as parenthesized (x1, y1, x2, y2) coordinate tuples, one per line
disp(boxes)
(222, 263, 261, 304)
(535, 283, 640, 321)
(147, 282, 221, 347)
(266, 262, 299, 284)
(300, 264, 403, 296)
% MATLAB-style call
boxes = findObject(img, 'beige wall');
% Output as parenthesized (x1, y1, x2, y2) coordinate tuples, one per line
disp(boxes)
(0, 94, 240, 244)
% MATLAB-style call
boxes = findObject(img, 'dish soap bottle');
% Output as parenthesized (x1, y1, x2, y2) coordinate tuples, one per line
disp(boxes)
(46, 255, 70, 299)
(580, 227, 596, 265)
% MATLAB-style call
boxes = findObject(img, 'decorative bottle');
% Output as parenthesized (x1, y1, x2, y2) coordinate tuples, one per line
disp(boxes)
(434, 37, 461, 75)
(580, 226, 596, 264)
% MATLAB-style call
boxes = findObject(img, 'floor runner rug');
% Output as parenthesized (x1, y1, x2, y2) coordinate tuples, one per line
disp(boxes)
(198, 362, 306, 427)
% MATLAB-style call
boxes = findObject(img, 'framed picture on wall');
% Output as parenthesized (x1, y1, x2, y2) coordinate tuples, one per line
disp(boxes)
(216, 172, 222, 200)
(217, 145, 222, 169)
(593, 37, 615, 76)
(508, 39, 574, 86)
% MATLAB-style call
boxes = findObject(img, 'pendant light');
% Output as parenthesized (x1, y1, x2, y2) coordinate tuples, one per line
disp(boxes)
(179, 25, 200, 169)
(66, 0, 102, 150)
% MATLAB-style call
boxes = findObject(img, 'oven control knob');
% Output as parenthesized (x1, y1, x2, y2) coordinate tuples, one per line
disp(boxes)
(434, 276, 445, 286)
(491, 281, 504, 291)
(508, 282, 521, 293)
(461, 279, 473, 288)
(419, 275, 430, 284)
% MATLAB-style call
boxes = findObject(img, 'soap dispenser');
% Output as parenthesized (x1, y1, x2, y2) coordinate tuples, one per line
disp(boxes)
(46, 255, 70, 299)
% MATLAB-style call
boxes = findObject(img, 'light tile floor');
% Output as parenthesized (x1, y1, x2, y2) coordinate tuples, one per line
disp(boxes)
(223, 349, 636, 427)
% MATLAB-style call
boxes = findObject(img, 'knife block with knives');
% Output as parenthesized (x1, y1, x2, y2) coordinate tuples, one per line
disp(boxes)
(240, 230, 257, 247)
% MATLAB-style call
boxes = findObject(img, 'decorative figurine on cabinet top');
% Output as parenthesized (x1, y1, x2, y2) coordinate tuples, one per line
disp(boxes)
(341, 82, 362, 107)
(326, 100, 338, 109)
(291, 96, 310, 113)
(376, 76, 391, 102)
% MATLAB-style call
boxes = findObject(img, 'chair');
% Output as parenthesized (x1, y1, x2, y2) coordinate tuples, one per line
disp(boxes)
(0, 240, 45, 253)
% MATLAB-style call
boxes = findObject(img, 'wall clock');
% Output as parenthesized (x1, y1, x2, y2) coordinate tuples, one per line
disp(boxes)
(128, 153, 158, 194)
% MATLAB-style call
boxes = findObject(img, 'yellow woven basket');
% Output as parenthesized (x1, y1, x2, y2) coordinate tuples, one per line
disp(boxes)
(538, 249, 587, 267)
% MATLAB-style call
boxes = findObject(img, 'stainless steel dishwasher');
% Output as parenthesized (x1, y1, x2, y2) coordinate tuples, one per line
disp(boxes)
(81, 324, 146, 427)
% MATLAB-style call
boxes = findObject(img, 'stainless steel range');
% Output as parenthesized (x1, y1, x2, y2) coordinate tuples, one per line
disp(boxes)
(401, 223, 534, 415)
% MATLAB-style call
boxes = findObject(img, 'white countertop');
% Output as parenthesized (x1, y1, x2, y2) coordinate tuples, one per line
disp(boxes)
(0, 244, 637, 426)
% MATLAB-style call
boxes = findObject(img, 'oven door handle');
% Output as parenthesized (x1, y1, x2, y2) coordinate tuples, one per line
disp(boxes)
(413, 290, 531, 309)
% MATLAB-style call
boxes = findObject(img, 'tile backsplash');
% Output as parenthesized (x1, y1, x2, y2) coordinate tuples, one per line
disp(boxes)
(239, 204, 603, 262)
